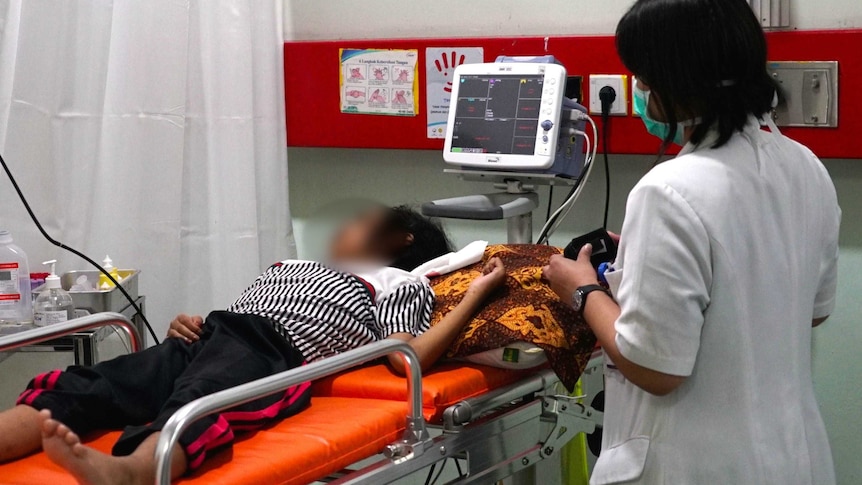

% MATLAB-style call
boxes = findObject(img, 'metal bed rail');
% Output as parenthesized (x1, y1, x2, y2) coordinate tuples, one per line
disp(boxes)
(442, 368, 557, 430)
(0, 312, 141, 354)
(153, 339, 429, 485)
(334, 381, 598, 484)
(335, 369, 600, 484)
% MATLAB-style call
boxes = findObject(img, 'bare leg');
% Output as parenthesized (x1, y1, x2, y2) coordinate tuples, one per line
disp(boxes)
(40, 410, 187, 485)
(0, 405, 43, 462)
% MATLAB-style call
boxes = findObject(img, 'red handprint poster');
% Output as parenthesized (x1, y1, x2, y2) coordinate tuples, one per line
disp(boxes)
(425, 47, 484, 138)
(339, 48, 418, 116)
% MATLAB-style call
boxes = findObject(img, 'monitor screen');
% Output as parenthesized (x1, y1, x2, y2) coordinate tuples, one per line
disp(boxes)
(449, 74, 545, 156)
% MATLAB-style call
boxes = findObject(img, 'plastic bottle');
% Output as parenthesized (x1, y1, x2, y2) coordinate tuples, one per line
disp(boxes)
(33, 260, 75, 326)
(98, 255, 121, 290)
(0, 230, 33, 326)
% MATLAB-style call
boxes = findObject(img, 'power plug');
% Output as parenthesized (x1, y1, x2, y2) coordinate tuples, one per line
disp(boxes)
(589, 75, 628, 115)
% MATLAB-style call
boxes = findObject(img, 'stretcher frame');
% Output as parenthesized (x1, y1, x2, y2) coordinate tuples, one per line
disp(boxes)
(156, 342, 603, 485)
(0, 314, 603, 485)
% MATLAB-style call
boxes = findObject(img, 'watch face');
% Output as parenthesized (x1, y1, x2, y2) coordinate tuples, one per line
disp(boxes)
(572, 290, 584, 311)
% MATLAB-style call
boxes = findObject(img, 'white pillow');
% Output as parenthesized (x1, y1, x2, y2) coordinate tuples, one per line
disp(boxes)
(459, 341, 547, 369)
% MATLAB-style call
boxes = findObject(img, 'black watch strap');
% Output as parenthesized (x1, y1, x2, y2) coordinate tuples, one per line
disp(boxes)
(574, 284, 610, 316)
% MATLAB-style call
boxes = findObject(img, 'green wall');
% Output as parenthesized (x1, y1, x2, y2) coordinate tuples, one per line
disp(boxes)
(288, 148, 861, 484)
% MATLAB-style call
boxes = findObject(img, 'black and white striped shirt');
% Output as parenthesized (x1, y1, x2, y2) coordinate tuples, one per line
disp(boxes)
(227, 260, 434, 362)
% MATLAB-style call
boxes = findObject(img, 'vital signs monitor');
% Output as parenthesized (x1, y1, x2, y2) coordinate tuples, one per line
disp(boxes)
(443, 62, 567, 171)
(426, 57, 594, 244)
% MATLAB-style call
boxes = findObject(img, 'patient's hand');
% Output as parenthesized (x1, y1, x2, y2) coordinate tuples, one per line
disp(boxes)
(167, 313, 204, 343)
(387, 257, 507, 375)
(465, 257, 506, 301)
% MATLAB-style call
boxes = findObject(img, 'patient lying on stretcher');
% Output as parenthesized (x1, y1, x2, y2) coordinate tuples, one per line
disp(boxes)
(0, 205, 507, 485)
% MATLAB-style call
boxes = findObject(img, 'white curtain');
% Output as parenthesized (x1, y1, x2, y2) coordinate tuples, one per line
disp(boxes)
(0, 0, 293, 340)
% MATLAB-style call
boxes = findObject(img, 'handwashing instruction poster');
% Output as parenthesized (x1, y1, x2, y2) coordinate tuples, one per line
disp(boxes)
(425, 47, 484, 138)
(340, 48, 418, 116)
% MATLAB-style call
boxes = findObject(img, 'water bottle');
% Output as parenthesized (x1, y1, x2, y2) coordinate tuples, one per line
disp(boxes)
(0, 230, 33, 326)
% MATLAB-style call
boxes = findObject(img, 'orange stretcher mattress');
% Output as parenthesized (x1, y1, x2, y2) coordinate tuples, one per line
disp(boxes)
(313, 362, 536, 422)
(2, 364, 539, 484)
(0, 397, 407, 485)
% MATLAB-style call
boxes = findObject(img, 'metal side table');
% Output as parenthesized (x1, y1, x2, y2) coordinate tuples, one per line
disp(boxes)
(0, 296, 146, 366)
(1, 269, 147, 366)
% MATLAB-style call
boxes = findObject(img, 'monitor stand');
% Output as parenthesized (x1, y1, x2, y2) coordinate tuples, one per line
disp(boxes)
(421, 180, 540, 244)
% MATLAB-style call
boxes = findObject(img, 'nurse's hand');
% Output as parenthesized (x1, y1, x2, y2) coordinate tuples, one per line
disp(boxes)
(543, 245, 600, 304)
(167, 313, 204, 343)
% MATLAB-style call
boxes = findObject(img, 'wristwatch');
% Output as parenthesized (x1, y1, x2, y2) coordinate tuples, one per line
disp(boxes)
(572, 284, 611, 316)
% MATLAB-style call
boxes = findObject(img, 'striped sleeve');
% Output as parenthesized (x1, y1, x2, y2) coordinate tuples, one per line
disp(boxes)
(375, 281, 434, 337)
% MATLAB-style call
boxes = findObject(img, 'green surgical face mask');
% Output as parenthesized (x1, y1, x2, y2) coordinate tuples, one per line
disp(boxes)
(632, 84, 694, 146)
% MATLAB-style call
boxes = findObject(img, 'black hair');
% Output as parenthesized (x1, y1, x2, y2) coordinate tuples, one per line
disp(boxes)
(381, 205, 453, 271)
(616, 0, 778, 152)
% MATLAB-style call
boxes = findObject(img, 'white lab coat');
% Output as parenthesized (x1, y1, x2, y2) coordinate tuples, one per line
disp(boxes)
(591, 116, 839, 484)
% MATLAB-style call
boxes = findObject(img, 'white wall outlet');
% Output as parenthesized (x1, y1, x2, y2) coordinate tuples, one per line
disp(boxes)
(589, 75, 628, 116)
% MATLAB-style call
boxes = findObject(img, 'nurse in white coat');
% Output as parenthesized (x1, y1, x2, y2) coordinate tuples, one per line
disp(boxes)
(543, 0, 840, 483)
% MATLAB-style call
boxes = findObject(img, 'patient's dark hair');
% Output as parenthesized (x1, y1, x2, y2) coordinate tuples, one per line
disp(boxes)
(382, 205, 453, 271)
(616, 0, 779, 151)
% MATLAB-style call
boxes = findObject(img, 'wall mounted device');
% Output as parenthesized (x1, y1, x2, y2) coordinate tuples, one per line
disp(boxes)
(768, 61, 838, 127)
(748, 0, 790, 29)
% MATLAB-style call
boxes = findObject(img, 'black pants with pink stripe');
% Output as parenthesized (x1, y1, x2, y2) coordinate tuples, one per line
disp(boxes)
(17, 311, 311, 470)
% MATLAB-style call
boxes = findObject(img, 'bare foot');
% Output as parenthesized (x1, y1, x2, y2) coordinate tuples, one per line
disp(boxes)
(39, 410, 139, 485)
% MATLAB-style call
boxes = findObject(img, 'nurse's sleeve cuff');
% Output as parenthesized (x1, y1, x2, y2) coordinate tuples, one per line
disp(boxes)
(615, 332, 695, 377)
(813, 297, 835, 320)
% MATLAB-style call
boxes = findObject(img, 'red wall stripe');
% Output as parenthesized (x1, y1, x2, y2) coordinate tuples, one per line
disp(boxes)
(284, 30, 862, 159)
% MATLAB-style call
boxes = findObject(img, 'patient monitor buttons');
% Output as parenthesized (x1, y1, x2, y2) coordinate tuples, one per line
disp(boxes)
(540, 120, 552, 145)
(540, 119, 552, 145)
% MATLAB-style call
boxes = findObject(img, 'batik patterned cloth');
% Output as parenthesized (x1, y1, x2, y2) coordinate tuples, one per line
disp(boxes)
(429, 244, 597, 391)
